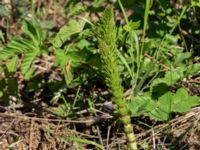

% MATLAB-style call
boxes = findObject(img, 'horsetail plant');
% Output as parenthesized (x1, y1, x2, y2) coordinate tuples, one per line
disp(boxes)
(96, 7, 138, 150)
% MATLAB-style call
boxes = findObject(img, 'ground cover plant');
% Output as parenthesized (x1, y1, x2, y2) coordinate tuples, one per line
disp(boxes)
(0, 0, 200, 149)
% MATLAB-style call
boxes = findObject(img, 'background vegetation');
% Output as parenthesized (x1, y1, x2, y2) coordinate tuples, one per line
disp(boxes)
(0, 0, 200, 149)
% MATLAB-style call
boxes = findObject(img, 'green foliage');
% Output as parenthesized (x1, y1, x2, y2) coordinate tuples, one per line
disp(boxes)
(52, 19, 86, 48)
(130, 87, 199, 121)
(0, 19, 46, 78)
(0, 1, 200, 148)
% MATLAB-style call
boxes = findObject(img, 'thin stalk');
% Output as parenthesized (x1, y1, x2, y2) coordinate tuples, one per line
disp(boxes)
(136, 0, 151, 87)
(118, 0, 129, 25)
(140, 0, 151, 55)
(31, 0, 35, 20)
(169, 6, 187, 35)
(118, 0, 135, 80)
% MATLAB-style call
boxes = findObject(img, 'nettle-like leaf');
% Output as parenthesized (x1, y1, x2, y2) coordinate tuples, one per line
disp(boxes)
(174, 52, 191, 65)
(0, 38, 31, 60)
(152, 88, 199, 121)
(149, 92, 173, 121)
(171, 88, 199, 113)
(129, 95, 154, 116)
(6, 56, 18, 73)
(0, 19, 45, 78)
(22, 19, 43, 46)
(184, 63, 200, 76)
(52, 19, 86, 48)
(129, 87, 199, 121)
(21, 49, 40, 74)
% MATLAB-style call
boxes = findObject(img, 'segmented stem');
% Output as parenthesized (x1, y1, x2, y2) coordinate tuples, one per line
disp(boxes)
(96, 7, 138, 150)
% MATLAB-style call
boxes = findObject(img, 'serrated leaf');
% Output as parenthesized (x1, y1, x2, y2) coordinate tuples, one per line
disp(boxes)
(129, 96, 152, 116)
(67, 3, 86, 17)
(24, 68, 36, 80)
(0, 48, 18, 60)
(185, 64, 200, 76)
(52, 20, 85, 48)
(174, 52, 191, 64)
(149, 92, 173, 121)
(164, 71, 182, 85)
(21, 49, 40, 75)
(7, 38, 35, 52)
(149, 106, 170, 121)
(0, 37, 37, 61)
(157, 92, 172, 114)
(172, 88, 199, 113)
(6, 56, 18, 73)
(22, 20, 41, 46)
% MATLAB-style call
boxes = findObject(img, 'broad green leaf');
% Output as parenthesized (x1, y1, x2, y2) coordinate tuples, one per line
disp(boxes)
(151, 83, 169, 99)
(55, 49, 68, 66)
(164, 71, 182, 85)
(52, 20, 85, 48)
(149, 105, 170, 121)
(157, 92, 172, 114)
(185, 64, 200, 76)
(66, 51, 86, 64)
(149, 92, 172, 121)
(174, 52, 191, 65)
(129, 96, 151, 116)
(172, 88, 199, 113)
